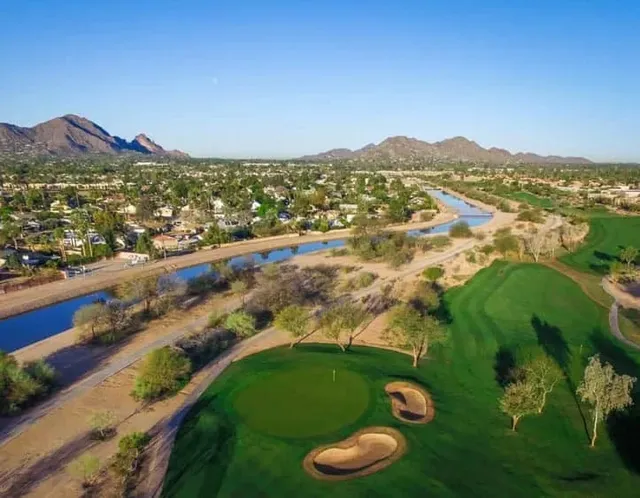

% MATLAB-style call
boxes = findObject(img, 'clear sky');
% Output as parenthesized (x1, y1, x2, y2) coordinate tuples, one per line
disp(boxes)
(1, 0, 639, 160)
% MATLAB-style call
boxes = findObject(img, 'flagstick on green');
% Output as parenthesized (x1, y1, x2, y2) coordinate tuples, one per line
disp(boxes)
(333, 369, 336, 383)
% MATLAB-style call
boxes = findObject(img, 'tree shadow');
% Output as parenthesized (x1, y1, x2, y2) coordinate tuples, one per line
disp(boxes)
(531, 315, 590, 442)
(0, 430, 93, 496)
(494, 347, 516, 388)
(590, 332, 640, 474)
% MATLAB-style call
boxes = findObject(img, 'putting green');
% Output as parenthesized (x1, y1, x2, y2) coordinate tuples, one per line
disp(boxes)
(232, 366, 370, 438)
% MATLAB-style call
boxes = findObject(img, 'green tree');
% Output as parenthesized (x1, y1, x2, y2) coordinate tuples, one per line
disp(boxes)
(274, 305, 310, 348)
(0, 221, 21, 250)
(135, 231, 156, 257)
(449, 221, 473, 238)
(500, 379, 540, 431)
(118, 275, 160, 315)
(619, 246, 638, 269)
(383, 304, 446, 367)
(132, 347, 191, 402)
(319, 302, 368, 352)
(73, 302, 107, 342)
(577, 355, 636, 447)
(68, 454, 101, 488)
(225, 311, 257, 338)
(422, 266, 444, 282)
(112, 432, 151, 479)
(89, 410, 117, 440)
(230, 279, 248, 304)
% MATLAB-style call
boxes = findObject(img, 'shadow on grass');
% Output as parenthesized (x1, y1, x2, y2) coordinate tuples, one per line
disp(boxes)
(494, 347, 516, 388)
(531, 315, 591, 443)
(590, 332, 640, 474)
(162, 399, 236, 498)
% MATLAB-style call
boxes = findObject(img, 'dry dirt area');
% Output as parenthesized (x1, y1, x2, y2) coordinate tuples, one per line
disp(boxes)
(302, 427, 407, 481)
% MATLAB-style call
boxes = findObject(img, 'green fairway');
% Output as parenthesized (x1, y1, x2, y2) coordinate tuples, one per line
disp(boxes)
(561, 215, 640, 274)
(509, 191, 555, 208)
(232, 366, 370, 437)
(163, 262, 640, 498)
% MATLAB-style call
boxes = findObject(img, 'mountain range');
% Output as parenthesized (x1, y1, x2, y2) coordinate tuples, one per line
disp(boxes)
(299, 136, 592, 164)
(0, 115, 188, 157)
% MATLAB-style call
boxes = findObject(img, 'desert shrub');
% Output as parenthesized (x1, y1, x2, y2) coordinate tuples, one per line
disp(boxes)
(112, 432, 151, 489)
(516, 209, 544, 223)
(494, 234, 520, 256)
(0, 353, 56, 415)
(207, 310, 227, 328)
(474, 231, 486, 241)
(449, 221, 473, 238)
(225, 311, 257, 338)
(466, 251, 477, 264)
(89, 410, 117, 441)
(430, 235, 451, 249)
(347, 231, 416, 267)
(132, 347, 191, 402)
(356, 272, 377, 288)
(69, 454, 101, 488)
(422, 266, 444, 281)
(329, 248, 348, 257)
(498, 200, 514, 213)
(480, 244, 495, 255)
(410, 281, 441, 313)
(177, 329, 234, 369)
(420, 211, 435, 222)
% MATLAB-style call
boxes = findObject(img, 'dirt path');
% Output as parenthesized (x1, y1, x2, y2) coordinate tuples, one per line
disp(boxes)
(602, 278, 640, 351)
(0, 213, 457, 320)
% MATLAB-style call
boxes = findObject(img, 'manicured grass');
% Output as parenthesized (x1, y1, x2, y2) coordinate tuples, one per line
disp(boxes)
(509, 191, 555, 209)
(164, 262, 640, 498)
(232, 366, 370, 438)
(561, 215, 640, 274)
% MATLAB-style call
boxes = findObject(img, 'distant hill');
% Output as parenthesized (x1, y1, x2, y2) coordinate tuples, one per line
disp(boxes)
(299, 135, 592, 164)
(0, 114, 188, 157)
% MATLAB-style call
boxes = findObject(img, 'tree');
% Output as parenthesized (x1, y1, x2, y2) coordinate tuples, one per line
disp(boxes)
(135, 231, 155, 258)
(225, 311, 257, 338)
(69, 454, 101, 488)
(410, 281, 441, 314)
(73, 302, 107, 342)
(500, 380, 540, 431)
(202, 224, 231, 247)
(422, 266, 444, 282)
(132, 346, 191, 402)
(494, 234, 520, 257)
(449, 221, 472, 238)
(275, 305, 310, 348)
(619, 246, 638, 269)
(576, 355, 636, 447)
(112, 432, 151, 479)
(0, 221, 21, 250)
(383, 304, 446, 367)
(319, 302, 368, 352)
(53, 226, 67, 262)
(135, 196, 156, 222)
(118, 275, 160, 315)
(522, 353, 563, 414)
(102, 300, 130, 339)
(522, 228, 546, 262)
(230, 279, 248, 304)
(89, 410, 117, 440)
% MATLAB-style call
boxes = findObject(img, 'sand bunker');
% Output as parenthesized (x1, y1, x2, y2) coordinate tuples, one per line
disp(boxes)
(385, 381, 435, 424)
(303, 427, 406, 481)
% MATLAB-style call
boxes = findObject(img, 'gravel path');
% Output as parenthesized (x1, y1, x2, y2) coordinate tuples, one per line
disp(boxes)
(602, 278, 640, 351)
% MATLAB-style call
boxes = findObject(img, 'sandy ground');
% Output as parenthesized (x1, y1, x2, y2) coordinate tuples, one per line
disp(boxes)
(0, 212, 456, 320)
(385, 382, 435, 424)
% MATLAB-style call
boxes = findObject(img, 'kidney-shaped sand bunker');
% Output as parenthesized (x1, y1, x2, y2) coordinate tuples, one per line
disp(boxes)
(385, 381, 435, 424)
(303, 427, 406, 481)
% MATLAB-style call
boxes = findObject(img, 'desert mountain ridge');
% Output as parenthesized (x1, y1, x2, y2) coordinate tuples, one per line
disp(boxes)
(299, 135, 592, 164)
(0, 114, 188, 158)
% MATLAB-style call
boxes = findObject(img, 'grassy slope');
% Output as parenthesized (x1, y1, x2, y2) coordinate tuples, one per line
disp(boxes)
(560, 215, 640, 275)
(163, 262, 640, 498)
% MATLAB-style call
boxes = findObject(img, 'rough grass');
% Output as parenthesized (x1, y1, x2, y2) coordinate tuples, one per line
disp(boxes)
(163, 262, 640, 498)
(561, 215, 640, 275)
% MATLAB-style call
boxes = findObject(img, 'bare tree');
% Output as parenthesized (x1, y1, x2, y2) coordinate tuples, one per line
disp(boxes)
(522, 353, 563, 414)
(577, 355, 636, 447)
(522, 228, 546, 262)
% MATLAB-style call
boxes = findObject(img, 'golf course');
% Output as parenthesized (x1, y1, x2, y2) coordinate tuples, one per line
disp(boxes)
(561, 215, 640, 274)
(162, 262, 640, 497)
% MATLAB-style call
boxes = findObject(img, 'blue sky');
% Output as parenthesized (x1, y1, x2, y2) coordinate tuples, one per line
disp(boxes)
(1, 0, 639, 160)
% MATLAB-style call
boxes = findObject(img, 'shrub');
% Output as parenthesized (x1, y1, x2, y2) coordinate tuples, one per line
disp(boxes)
(0, 353, 56, 415)
(422, 266, 444, 281)
(420, 211, 435, 222)
(498, 200, 514, 213)
(516, 210, 544, 223)
(430, 235, 452, 249)
(449, 221, 473, 238)
(474, 231, 486, 241)
(329, 248, 348, 257)
(89, 410, 117, 440)
(69, 454, 100, 488)
(112, 432, 151, 486)
(480, 244, 495, 255)
(207, 310, 227, 328)
(132, 347, 192, 402)
(225, 311, 257, 338)
(466, 251, 477, 264)
(177, 329, 234, 369)
(356, 271, 377, 288)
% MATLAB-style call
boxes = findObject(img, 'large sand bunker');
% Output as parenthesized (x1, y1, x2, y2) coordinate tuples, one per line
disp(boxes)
(385, 381, 435, 424)
(303, 427, 406, 481)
